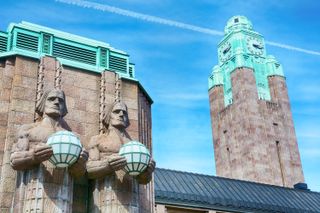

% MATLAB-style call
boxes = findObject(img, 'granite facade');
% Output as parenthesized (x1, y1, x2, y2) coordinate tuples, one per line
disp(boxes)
(0, 56, 154, 212)
(209, 67, 304, 187)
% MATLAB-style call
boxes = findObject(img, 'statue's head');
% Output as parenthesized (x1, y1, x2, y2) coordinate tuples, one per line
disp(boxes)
(36, 89, 68, 118)
(103, 101, 129, 130)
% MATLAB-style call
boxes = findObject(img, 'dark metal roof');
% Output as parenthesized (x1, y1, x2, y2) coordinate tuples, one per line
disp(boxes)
(154, 168, 320, 213)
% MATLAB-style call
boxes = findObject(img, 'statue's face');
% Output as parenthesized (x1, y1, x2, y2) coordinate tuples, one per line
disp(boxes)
(110, 103, 128, 129)
(44, 90, 65, 118)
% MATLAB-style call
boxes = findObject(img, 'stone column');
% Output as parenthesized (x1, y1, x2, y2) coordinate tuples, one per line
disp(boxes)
(0, 57, 38, 212)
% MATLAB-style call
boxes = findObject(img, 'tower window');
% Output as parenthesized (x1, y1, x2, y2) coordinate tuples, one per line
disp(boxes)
(234, 18, 239, 23)
(275, 140, 285, 186)
(273, 122, 278, 126)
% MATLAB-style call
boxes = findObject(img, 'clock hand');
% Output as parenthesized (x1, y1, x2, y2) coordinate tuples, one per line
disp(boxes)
(223, 46, 231, 54)
(253, 43, 263, 49)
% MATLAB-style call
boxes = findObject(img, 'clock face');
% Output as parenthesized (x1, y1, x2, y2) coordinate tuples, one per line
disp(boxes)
(247, 37, 264, 55)
(219, 41, 232, 62)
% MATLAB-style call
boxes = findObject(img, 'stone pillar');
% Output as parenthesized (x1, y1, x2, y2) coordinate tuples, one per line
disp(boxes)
(268, 75, 304, 186)
(208, 85, 225, 176)
(136, 85, 154, 213)
(0, 56, 38, 212)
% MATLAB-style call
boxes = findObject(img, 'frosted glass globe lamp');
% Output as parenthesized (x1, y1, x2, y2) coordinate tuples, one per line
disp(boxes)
(47, 131, 82, 168)
(119, 141, 150, 176)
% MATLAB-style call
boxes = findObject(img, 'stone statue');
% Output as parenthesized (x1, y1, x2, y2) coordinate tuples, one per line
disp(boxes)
(87, 101, 155, 212)
(10, 89, 88, 212)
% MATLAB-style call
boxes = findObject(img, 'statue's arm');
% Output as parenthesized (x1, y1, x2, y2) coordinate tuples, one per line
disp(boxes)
(10, 125, 34, 170)
(10, 124, 52, 170)
(10, 124, 54, 170)
(86, 136, 110, 179)
(86, 136, 127, 179)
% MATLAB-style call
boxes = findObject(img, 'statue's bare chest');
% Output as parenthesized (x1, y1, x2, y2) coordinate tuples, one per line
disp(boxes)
(97, 134, 122, 154)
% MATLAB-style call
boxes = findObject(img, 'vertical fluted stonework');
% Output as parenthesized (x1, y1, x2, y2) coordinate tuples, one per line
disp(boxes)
(14, 163, 73, 213)
(89, 171, 140, 213)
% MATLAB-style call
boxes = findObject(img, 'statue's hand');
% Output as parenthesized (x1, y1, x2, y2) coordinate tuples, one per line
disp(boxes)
(136, 158, 156, 184)
(108, 154, 127, 171)
(33, 144, 53, 163)
(68, 149, 88, 178)
(10, 151, 34, 170)
(78, 149, 89, 164)
(145, 158, 156, 174)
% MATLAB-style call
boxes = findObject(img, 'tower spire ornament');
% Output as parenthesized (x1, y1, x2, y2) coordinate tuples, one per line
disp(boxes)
(210, 15, 284, 106)
(208, 15, 304, 187)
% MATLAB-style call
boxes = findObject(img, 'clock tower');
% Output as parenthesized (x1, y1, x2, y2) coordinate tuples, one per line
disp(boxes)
(209, 16, 304, 187)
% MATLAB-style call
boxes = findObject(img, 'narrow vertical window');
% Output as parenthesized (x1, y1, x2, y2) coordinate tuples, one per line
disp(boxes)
(276, 141, 285, 186)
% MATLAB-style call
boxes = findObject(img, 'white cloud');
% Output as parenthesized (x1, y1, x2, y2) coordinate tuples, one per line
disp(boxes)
(55, 0, 320, 56)
(266, 41, 320, 56)
(55, 0, 224, 36)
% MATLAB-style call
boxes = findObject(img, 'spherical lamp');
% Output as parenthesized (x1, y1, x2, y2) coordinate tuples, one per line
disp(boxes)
(47, 131, 82, 168)
(119, 141, 150, 176)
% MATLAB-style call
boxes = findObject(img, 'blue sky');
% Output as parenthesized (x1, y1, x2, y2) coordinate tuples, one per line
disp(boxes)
(1, 0, 319, 191)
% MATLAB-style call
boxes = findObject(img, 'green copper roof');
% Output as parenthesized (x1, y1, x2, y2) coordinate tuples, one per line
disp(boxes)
(266, 55, 284, 76)
(209, 16, 285, 106)
(208, 65, 223, 88)
(0, 21, 135, 79)
(225, 15, 253, 35)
